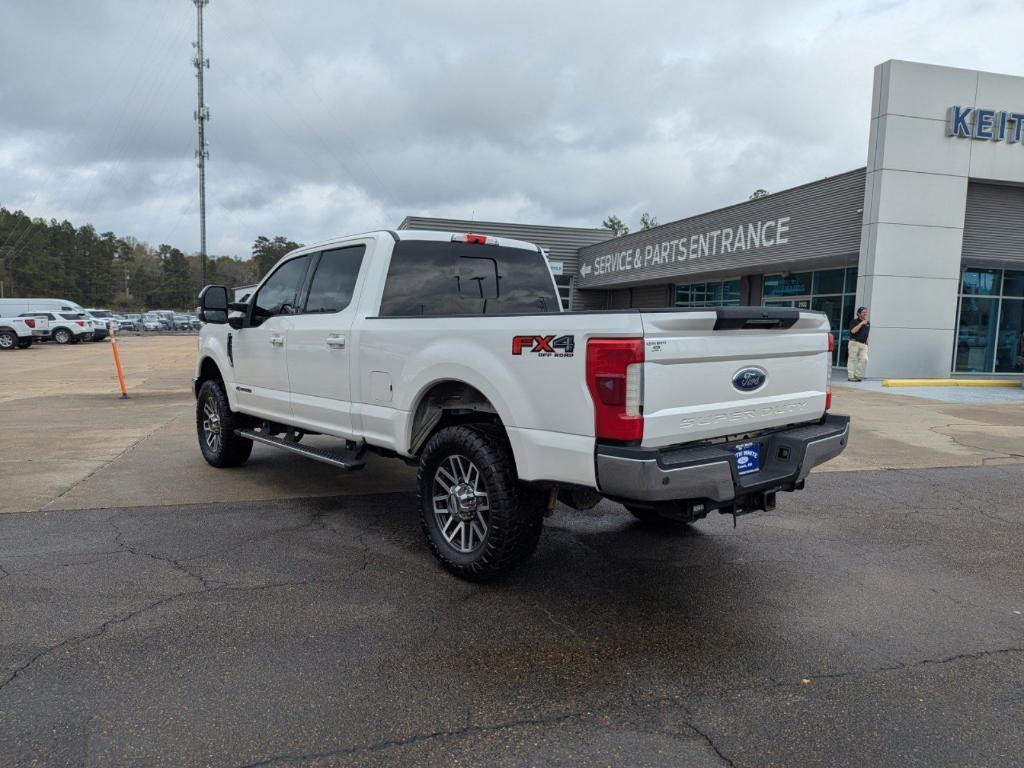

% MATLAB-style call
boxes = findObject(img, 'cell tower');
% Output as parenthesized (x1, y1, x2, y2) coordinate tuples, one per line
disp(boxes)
(192, 0, 211, 287)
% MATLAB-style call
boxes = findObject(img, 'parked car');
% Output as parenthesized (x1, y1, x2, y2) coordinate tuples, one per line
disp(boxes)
(19, 311, 91, 344)
(188, 314, 202, 330)
(142, 312, 166, 330)
(79, 310, 109, 341)
(141, 314, 163, 331)
(193, 229, 848, 580)
(119, 313, 142, 331)
(0, 297, 89, 318)
(86, 308, 120, 335)
(113, 314, 137, 331)
(0, 316, 36, 349)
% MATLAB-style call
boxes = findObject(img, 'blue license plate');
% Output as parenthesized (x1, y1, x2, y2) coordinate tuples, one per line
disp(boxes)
(732, 442, 760, 475)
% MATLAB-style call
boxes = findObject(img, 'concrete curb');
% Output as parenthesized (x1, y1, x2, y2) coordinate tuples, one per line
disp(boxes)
(882, 379, 1023, 388)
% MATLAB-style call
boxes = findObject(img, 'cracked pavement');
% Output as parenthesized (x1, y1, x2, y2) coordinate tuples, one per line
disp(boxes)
(1, 465, 1022, 767)
(3, 338, 1024, 766)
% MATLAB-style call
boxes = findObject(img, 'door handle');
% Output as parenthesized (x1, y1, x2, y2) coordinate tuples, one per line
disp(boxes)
(326, 335, 346, 349)
(269, 335, 284, 346)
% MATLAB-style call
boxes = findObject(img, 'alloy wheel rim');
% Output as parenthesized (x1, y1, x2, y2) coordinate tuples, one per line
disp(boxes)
(0, 334, 13, 348)
(202, 398, 222, 453)
(432, 454, 490, 554)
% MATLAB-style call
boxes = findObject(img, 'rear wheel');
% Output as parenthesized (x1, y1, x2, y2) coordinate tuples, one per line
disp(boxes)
(53, 328, 72, 344)
(418, 424, 543, 580)
(17, 339, 32, 349)
(196, 379, 253, 467)
(0, 330, 16, 350)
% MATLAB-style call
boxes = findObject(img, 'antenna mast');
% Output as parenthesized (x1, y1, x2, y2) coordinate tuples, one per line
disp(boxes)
(193, 0, 210, 287)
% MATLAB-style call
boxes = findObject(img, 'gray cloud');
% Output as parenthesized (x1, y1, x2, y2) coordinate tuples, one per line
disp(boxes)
(1, 0, 1021, 257)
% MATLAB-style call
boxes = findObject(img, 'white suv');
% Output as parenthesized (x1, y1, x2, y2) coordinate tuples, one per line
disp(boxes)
(20, 312, 92, 344)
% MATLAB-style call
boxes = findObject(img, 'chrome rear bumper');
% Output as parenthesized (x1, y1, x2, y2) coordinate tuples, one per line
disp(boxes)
(596, 414, 850, 504)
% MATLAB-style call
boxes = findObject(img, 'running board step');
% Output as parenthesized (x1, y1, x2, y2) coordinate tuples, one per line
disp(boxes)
(235, 429, 366, 470)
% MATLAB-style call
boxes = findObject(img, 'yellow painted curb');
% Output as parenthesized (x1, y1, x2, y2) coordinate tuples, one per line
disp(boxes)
(882, 378, 1023, 388)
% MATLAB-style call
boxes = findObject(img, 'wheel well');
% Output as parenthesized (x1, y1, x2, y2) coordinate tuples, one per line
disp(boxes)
(195, 357, 223, 397)
(409, 381, 503, 455)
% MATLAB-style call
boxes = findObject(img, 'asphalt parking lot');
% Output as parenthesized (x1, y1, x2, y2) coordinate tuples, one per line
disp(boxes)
(2, 338, 1023, 767)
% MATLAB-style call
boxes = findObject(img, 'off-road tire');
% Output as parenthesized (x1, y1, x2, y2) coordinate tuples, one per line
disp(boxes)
(0, 330, 17, 350)
(53, 328, 72, 345)
(196, 379, 253, 468)
(418, 424, 544, 580)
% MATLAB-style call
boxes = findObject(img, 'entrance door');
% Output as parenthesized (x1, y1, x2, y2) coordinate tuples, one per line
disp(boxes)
(232, 253, 313, 423)
(764, 298, 811, 309)
(286, 244, 368, 438)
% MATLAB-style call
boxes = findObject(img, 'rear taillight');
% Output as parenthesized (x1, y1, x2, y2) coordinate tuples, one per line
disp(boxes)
(24, 319, 35, 329)
(75, 320, 85, 327)
(825, 333, 834, 411)
(586, 338, 644, 441)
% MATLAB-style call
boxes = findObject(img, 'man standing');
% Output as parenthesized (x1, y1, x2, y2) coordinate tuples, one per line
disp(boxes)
(848, 306, 870, 382)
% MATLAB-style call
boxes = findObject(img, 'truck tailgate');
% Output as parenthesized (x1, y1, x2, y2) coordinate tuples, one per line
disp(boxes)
(640, 308, 831, 447)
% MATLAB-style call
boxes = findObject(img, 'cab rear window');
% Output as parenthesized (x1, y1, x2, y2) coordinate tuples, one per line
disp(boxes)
(379, 240, 559, 316)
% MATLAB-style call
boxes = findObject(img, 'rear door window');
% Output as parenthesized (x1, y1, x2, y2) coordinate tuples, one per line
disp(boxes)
(304, 245, 366, 313)
(379, 240, 559, 316)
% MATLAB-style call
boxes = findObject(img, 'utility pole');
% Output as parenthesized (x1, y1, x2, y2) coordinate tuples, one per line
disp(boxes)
(192, 0, 210, 288)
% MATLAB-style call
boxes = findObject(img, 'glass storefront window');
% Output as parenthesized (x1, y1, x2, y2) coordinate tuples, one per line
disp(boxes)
(763, 267, 855, 366)
(1003, 270, 1024, 298)
(811, 295, 844, 329)
(845, 266, 859, 294)
(764, 272, 812, 297)
(706, 281, 723, 305)
(813, 269, 845, 295)
(961, 268, 1002, 295)
(995, 299, 1024, 373)
(674, 279, 741, 307)
(954, 296, 998, 372)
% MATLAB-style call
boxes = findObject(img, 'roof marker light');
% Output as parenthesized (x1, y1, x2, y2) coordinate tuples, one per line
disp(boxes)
(453, 233, 493, 245)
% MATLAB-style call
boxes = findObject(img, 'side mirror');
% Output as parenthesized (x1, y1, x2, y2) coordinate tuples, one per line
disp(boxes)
(198, 285, 229, 324)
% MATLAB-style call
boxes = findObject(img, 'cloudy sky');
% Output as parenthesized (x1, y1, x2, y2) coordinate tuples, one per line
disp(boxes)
(1, 0, 1022, 258)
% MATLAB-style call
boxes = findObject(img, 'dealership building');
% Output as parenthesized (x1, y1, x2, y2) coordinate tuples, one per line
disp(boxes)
(403, 60, 1024, 379)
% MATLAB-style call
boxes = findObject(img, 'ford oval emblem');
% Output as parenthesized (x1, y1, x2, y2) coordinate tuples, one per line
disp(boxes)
(732, 367, 767, 392)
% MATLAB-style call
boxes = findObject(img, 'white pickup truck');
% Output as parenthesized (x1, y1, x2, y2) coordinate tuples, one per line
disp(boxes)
(194, 230, 849, 579)
(0, 316, 39, 350)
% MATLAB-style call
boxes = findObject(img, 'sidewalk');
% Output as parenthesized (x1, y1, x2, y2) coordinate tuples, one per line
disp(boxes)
(827, 383, 1024, 473)
(834, 378, 1024, 405)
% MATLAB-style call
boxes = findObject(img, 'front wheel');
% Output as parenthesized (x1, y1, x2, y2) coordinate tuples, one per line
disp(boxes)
(418, 424, 543, 580)
(53, 328, 72, 345)
(196, 379, 253, 467)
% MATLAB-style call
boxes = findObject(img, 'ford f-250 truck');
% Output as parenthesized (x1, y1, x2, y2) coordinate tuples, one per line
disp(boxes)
(194, 229, 849, 580)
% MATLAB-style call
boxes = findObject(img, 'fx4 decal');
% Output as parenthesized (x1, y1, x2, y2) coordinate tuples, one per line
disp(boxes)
(512, 334, 575, 357)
